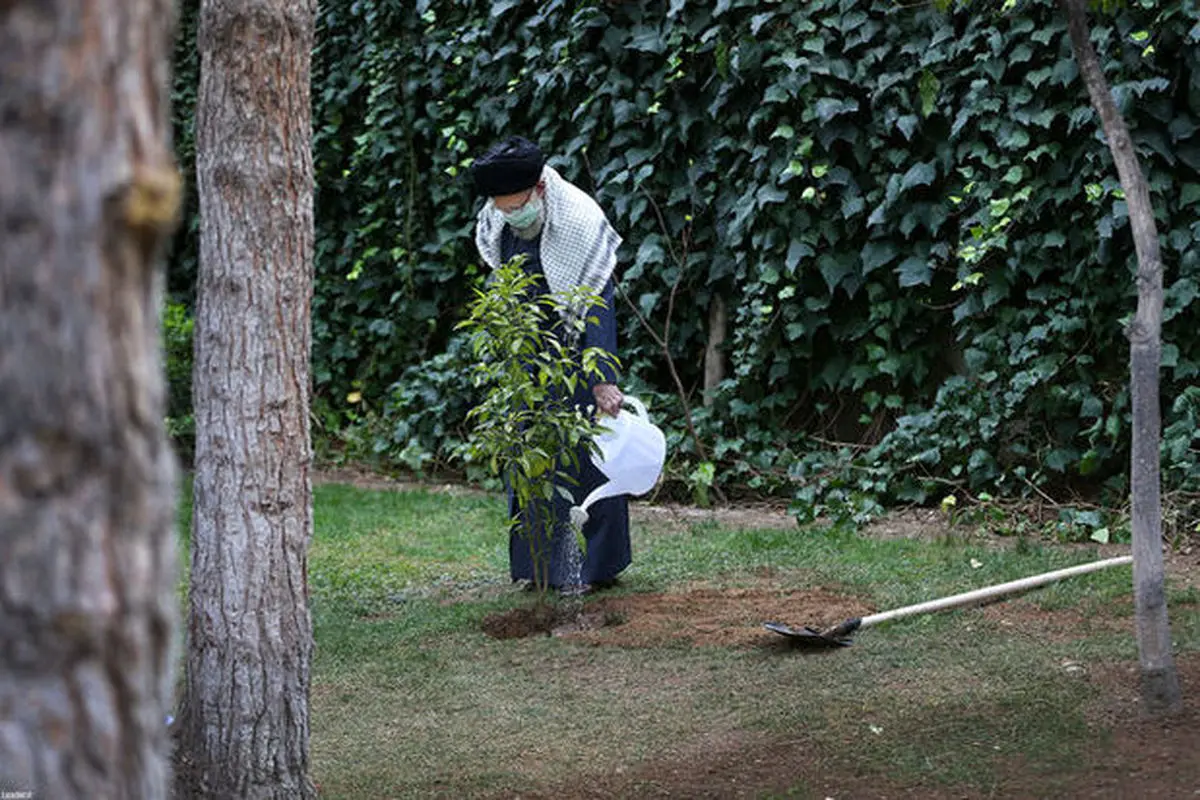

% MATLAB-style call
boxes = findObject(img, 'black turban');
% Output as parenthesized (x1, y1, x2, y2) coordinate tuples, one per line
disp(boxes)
(471, 136, 545, 196)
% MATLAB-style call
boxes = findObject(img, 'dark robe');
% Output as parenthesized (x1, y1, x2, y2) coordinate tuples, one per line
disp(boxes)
(501, 227, 631, 587)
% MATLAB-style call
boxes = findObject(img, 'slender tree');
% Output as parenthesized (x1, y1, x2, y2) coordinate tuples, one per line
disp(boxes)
(175, 0, 319, 796)
(0, 1, 181, 797)
(1059, 0, 1181, 716)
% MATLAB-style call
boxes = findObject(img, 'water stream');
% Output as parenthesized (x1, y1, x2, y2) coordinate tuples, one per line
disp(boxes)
(553, 518, 587, 602)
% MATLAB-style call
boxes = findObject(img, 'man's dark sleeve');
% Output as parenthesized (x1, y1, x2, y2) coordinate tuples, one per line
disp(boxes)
(583, 278, 620, 387)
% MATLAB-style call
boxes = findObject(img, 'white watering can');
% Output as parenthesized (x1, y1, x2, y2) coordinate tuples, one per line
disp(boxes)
(569, 396, 666, 527)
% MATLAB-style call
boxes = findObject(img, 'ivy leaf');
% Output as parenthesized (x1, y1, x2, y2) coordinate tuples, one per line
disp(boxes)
(771, 123, 796, 140)
(490, 0, 521, 18)
(627, 27, 666, 54)
(668, 0, 687, 18)
(901, 161, 937, 192)
(861, 241, 898, 275)
(1052, 58, 1079, 87)
(757, 184, 789, 206)
(750, 12, 777, 35)
(896, 115, 919, 140)
(842, 193, 865, 219)
(636, 236, 665, 268)
(1169, 117, 1198, 142)
(1181, 183, 1200, 207)
(802, 36, 825, 55)
(786, 239, 814, 273)
(1165, 278, 1199, 322)
(638, 292, 660, 318)
(763, 84, 791, 104)
(1162, 343, 1179, 369)
(896, 256, 931, 287)
(815, 97, 859, 124)
(780, 51, 805, 71)
(1009, 44, 1033, 64)
(1026, 67, 1054, 89)
(818, 252, 853, 294)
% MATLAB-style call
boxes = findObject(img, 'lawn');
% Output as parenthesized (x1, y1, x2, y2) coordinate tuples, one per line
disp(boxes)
(181, 480, 1200, 798)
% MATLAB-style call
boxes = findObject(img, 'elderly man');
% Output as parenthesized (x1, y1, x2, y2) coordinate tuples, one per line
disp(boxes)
(471, 136, 629, 593)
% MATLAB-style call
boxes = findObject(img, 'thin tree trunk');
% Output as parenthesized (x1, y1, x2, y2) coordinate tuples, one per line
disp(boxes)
(175, 0, 318, 797)
(703, 294, 727, 407)
(1060, 0, 1181, 716)
(0, 2, 180, 797)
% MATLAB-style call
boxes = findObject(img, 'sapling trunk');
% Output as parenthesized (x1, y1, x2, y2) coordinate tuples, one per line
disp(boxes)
(1059, 0, 1181, 716)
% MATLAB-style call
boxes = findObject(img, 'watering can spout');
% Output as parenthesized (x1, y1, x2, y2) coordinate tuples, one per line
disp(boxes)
(569, 396, 666, 526)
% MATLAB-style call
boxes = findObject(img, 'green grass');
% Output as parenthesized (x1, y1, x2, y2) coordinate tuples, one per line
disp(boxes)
(175, 482, 1200, 798)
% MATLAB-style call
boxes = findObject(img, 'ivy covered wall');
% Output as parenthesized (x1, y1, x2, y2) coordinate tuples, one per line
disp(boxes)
(168, 0, 1200, 525)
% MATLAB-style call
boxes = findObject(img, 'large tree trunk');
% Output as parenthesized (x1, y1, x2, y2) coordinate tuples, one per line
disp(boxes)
(1060, 0, 1181, 716)
(175, 0, 318, 797)
(0, 2, 180, 797)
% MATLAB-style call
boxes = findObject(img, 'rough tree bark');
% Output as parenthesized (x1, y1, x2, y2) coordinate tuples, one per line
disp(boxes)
(1060, 0, 1181, 716)
(175, 0, 318, 797)
(0, 2, 180, 797)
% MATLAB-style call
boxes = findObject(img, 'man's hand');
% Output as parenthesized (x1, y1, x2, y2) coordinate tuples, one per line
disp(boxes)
(592, 383, 623, 417)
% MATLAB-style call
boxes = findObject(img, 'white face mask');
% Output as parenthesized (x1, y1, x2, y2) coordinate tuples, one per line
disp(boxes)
(500, 194, 543, 229)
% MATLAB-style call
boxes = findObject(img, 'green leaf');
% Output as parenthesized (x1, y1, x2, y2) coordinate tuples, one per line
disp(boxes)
(896, 115, 919, 140)
(842, 194, 865, 219)
(636, 236, 666, 267)
(1181, 183, 1200, 207)
(763, 84, 791, 104)
(639, 292, 660, 318)
(771, 123, 796, 140)
(786, 239, 814, 272)
(627, 28, 666, 54)
(817, 252, 852, 293)
(491, 0, 521, 18)
(861, 241, 898, 275)
(896, 256, 931, 287)
(750, 12, 777, 35)
(815, 97, 859, 123)
(757, 184, 789, 206)
(901, 161, 937, 192)
(1162, 342, 1179, 368)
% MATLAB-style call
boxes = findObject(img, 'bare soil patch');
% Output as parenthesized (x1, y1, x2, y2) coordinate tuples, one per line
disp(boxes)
(569, 585, 874, 648)
(482, 584, 874, 647)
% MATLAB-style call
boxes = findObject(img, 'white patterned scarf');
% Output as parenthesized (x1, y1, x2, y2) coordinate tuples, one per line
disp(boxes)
(474, 165, 622, 303)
